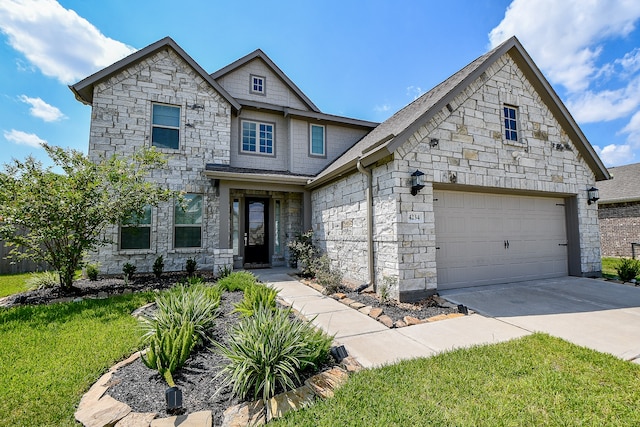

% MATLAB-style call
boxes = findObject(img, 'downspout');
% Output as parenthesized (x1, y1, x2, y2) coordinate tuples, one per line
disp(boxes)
(357, 158, 375, 291)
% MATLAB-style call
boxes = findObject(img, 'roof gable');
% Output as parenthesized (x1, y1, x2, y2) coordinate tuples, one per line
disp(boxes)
(211, 49, 320, 112)
(70, 37, 240, 110)
(310, 36, 610, 187)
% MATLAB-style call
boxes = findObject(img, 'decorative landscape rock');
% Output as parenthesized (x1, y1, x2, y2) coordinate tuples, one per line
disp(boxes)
(304, 367, 349, 399)
(75, 395, 132, 427)
(114, 412, 157, 427)
(266, 385, 316, 421)
(149, 410, 212, 427)
(378, 315, 394, 328)
(404, 315, 422, 326)
(221, 401, 266, 427)
(358, 305, 372, 315)
(369, 307, 383, 319)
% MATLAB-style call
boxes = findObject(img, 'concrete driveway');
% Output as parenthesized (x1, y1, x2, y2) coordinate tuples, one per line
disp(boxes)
(440, 277, 640, 363)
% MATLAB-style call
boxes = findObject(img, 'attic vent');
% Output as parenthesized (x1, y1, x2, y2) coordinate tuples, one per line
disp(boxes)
(446, 103, 453, 113)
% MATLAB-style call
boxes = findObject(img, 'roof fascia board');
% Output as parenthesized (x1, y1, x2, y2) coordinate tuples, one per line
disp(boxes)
(70, 37, 241, 111)
(305, 159, 359, 190)
(211, 49, 320, 112)
(204, 169, 309, 186)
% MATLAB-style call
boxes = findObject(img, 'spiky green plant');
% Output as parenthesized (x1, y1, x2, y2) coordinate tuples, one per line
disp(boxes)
(216, 271, 258, 292)
(141, 321, 196, 387)
(25, 271, 60, 290)
(615, 258, 640, 282)
(232, 284, 278, 317)
(214, 306, 333, 402)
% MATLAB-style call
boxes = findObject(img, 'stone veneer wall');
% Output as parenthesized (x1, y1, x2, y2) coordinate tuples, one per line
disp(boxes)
(598, 202, 640, 258)
(312, 52, 602, 300)
(87, 48, 232, 274)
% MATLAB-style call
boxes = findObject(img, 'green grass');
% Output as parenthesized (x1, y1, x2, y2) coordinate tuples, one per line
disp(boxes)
(274, 334, 640, 426)
(0, 292, 155, 426)
(0, 272, 32, 297)
(602, 257, 620, 279)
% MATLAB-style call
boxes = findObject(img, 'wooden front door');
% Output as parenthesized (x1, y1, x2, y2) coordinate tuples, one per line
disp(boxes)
(244, 198, 269, 265)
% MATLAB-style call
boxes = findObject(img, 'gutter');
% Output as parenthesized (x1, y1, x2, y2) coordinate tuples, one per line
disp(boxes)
(357, 158, 375, 291)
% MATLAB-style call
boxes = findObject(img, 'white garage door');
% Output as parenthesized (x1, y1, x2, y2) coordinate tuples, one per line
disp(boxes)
(434, 190, 568, 290)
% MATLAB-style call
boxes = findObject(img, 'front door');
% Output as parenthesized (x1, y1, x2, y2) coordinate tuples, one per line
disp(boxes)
(244, 198, 269, 265)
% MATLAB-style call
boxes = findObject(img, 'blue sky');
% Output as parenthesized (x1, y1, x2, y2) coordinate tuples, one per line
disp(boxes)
(1, 0, 640, 169)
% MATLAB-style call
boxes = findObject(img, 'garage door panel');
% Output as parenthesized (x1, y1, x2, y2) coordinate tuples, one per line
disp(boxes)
(435, 190, 568, 289)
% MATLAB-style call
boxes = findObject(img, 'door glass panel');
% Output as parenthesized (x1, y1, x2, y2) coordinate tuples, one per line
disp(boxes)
(248, 201, 265, 246)
(232, 199, 239, 256)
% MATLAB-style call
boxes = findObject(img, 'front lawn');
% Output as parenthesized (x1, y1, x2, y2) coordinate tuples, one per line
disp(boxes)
(602, 257, 620, 279)
(0, 292, 154, 427)
(275, 333, 640, 426)
(0, 272, 31, 297)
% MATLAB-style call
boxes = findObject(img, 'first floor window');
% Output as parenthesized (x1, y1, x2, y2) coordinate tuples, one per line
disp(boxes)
(152, 104, 180, 149)
(504, 105, 518, 142)
(175, 194, 202, 248)
(120, 206, 152, 249)
(242, 120, 274, 154)
(310, 124, 325, 156)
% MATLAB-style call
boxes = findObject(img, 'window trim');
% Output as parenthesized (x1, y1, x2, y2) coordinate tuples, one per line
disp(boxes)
(120, 205, 152, 251)
(151, 103, 181, 150)
(309, 124, 326, 158)
(503, 105, 519, 143)
(250, 74, 266, 96)
(174, 194, 203, 248)
(239, 119, 276, 157)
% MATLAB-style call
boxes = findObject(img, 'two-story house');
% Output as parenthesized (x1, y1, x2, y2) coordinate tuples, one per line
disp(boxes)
(71, 36, 609, 302)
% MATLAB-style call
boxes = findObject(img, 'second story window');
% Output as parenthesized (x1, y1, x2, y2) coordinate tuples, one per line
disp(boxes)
(241, 120, 274, 155)
(152, 104, 180, 149)
(251, 75, 265, 95)
(503, 105, 518, 142)
(310, 124, 325, 156)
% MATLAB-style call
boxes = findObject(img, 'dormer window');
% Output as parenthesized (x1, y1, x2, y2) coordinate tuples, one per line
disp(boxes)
(251, 75, 265, 95)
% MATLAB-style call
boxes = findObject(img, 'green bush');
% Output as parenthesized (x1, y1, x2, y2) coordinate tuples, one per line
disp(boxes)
(140, 283, 220, 346)
(287, 229, 317, 277)
(85, 263, 99, 281)
(215, 306, 333, 402)
(616, 258, 640, 282)
(233, 284, 278, 317)
(217, 264, 233, 279)
(141, 321, 196, 387)
(216, 271, 258, 292)
(313, 255, 344, 294)
(185, 257, 197, 276)
(122, 262, 136, 281)
(25, 271, 59, 290)
(153, 255, 164, 279)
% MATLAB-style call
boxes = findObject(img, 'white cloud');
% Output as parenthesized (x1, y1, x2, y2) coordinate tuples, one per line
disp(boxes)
(594, 144, 635, 166)
(406, 86, 424, 100)
(0, 0, 136, 84)
(489, 0, 640, 92)
(19, 95, 66, 122)
(621, 110, 640, 145)
(3, 129, 46, 148)
(566, 76, 640, 123)
(374, 104, 391, 113)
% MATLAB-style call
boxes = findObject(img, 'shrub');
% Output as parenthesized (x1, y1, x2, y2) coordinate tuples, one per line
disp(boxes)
(153, 255, 164, 279)
(616, 258, 640, 282)
(85, 263, 99, 281)
(287, 230, 317, 277)
(233, 284, 278, 317)
(141, 321, 196, 387)
(122, 262, 136, 282)
(26, 271, 60, 290)
(215, 306, 333, 402)
(313, 255, 344, 294)
(217, 264, 233, 279)
(216, 271, 258, 292)
(185, 258, 197, 276)
(140, 283, 220, 346)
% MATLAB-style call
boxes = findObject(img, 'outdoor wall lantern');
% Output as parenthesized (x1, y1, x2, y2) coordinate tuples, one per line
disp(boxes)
(587, 187, 599, 205)
(411, 170, 425, 196)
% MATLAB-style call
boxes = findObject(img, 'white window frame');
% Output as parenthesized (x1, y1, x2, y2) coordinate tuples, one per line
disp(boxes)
(309, 124, 326, 157)
(250, 74, 266, 95)
(240, 120, 275, 156)
(503, 105, 519, 142)
(151, 103, 181, 149)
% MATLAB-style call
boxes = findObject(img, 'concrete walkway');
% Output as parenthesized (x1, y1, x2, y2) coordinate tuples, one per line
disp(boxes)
(254, 269, 528, 368)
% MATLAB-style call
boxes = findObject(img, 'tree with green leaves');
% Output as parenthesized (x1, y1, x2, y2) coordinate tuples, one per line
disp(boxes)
(0, 144, 175, 290)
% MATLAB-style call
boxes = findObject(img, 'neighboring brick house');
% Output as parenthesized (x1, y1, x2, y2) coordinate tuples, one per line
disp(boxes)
(597, 163, 640, 258)
(71, 36, 609, 301)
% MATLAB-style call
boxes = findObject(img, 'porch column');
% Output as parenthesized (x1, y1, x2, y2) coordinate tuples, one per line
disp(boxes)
(303, 190, 312, 231)
(218, 181, 230, 249)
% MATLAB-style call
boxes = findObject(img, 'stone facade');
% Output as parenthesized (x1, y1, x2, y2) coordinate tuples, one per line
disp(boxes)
(599, 202, 640, 257)
(312, 53, 602, 300)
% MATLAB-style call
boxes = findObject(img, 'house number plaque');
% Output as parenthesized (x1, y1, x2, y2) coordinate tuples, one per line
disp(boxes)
(407, 212, 424, 223)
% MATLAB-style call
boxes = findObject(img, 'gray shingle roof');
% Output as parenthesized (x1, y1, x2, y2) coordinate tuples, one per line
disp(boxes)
(598, 162, 640, 204)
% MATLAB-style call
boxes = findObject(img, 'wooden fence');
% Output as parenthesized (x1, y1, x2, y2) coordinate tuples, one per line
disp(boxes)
(0, 228, 49, 274)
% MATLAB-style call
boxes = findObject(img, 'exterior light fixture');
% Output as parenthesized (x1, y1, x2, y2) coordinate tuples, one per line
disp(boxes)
(411, 170, 425, 196)
(587, 187, 599, 205)
(429, 138, 439, 147)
